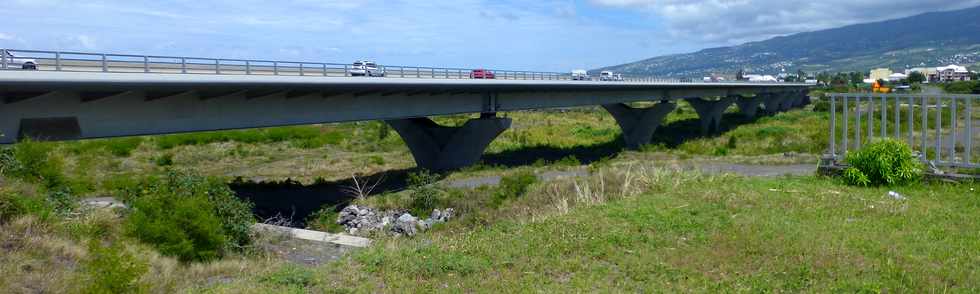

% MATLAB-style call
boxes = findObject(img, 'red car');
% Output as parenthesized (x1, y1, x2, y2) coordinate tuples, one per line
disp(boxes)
(470, 69, 496, 79)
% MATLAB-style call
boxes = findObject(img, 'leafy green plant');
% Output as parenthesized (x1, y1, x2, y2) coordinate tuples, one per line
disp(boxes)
(125, 192, 226, 262)
(119, 171, 255, 260)
(842, 139, 922, 186)
(79, 239, 149, 293)
(154, 153, 174, 166)
(492, 171, 537, 207)
(306, 205, 345, 233)
(408, 170, 442, 215)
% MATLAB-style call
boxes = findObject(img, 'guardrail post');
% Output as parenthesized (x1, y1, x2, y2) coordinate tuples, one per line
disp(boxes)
(415, 67, 420, 78)
(300, 63, 305, 76)
(273, 62, 279, 75)
(323, 63, 328, 76)
(215, 59, 220, 74)
(246, 61, 251, 75)
(1, 49, 6, 69)
(345, 65, 350, 77)
(400, 67, 404, 78)
(144, 56, 150, 73)
(101, 54, 108, 72)
(829, 95, 836, 158)
(181, 58, 187, 74)
(56, 52, 62, 71)
(967, 98, 974, 164)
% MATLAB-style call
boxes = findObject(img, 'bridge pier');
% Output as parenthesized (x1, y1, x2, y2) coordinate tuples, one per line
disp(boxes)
(602, 102, 676, 149)
(386, 113, 511, 171)
(733, 95, 764, 118)
(686, 96, 735, 135)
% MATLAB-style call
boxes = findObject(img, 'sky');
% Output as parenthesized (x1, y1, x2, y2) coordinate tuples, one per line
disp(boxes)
(2, 0, 978, 72)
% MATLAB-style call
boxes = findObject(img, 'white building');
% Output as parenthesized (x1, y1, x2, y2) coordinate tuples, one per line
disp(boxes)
(887, 73, 907, 82)
(744, 74, 777, 82)
(934, 64, 971, 82)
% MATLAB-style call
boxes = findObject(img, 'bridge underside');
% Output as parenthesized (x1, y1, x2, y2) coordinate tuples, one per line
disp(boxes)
(0, 71, 809, 170)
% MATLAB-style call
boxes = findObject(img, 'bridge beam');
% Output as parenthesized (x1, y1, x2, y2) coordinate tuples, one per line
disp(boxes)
(686, 96, 735, 135)
(602, 102, 676, 150)
(386, 114, 511, 171)
(733, 94, 763, 118)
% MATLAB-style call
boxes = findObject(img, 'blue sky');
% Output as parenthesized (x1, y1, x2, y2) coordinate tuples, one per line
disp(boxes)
(2, 0, 978, 72)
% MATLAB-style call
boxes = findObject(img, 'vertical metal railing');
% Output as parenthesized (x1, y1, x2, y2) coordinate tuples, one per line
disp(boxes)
(826, 93, 979, 168)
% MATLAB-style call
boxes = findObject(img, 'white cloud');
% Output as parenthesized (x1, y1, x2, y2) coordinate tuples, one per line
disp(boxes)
(590, 0, 980, 45)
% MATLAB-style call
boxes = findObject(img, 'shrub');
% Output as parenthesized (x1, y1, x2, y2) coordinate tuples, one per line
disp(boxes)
(408, 170, 442, 215)
(492, 171, 537, 207)
(842, 139, 922, 187)
(7, 140, 67, 189)
(306, 205, 345, 233)
(125, 192, 226, 262)
(120, 171, 256, 260)
(154, 153, 174, 166)
(0, 192, 53, 223)
(79, 239, 149, 293)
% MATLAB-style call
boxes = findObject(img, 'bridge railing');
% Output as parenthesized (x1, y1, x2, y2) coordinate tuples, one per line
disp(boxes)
(825, 93, 979, 168)
(2, 48, 774, 84)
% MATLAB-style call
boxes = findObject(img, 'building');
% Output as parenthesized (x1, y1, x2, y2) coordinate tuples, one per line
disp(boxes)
(934, 64, 971, 82)
(744, 74, 777, 82)
(869, 68, 892, 81)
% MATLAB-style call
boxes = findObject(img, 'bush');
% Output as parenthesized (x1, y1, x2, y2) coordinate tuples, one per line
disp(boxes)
(6, 140, 67, 189)
(154, 153, 174, 167)
(842, 139, 922, 187)
(492, 171, 537, 207)
(408, 171, 442, 215)
(125, 192, 226, 262)
(79, 239, 148, 293)
(120, 171, 256, 261)
(0, 192, 53, 223)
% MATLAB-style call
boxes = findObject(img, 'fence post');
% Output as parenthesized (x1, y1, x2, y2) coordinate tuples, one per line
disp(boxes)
(145, 56, 151, 73)
(56, 52, 62, 71)
(907, 96, 914, 146)
(323, 63, 328, 76)
(300, 63, 305, 76)
(855, 95, 861, 148)
(866, 94, 873, 142)
(101, 54, 108, 72)
(843, 95, 849, 153)
(880, 95, 886, 138)
(950, 97, 958, 163)
(181, 58, 187, 74)
(1, 49, 6, 69)
(966, 98, 974, 164)
(273, 62, 279, 75)
(894, 96, 900, 138)
(921, 96, 928, 156)
(214, 59, 220, 74)
(246, 61, 251, 75)
(935, 96, 942, 163)
(830, 95, 837, 158)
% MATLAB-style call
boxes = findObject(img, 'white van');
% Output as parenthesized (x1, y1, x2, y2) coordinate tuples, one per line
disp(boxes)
(599, 71, 615, 81)
(571, 69, 589, 80)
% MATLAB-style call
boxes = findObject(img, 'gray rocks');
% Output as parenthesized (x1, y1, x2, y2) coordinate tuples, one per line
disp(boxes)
(336, 205, 455, 236)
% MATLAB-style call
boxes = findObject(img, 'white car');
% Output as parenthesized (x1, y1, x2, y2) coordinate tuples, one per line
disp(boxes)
(599, 71, 615, 81)
(349, 60, 384, 77)
(2, 50, 38, 70)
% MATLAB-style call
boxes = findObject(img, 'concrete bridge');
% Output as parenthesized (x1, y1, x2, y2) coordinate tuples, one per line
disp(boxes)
(0, 51, 811, 171)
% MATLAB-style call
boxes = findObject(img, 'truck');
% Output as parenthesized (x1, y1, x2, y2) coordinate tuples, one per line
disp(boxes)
(571, 69, 589, 80)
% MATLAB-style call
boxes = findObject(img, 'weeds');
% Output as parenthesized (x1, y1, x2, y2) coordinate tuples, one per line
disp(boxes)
(79, 239, 148, 293)
(842, 139, 922, 186)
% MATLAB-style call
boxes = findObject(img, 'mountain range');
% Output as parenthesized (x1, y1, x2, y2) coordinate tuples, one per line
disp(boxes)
(598, 5, 980, 78)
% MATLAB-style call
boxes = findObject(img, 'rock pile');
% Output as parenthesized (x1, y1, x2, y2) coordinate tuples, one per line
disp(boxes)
(337, 205, 455, 236)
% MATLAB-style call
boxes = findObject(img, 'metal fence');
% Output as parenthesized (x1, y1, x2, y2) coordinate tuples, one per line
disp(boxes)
(1, 48, 760, 83)
(825, 93, 979, 168)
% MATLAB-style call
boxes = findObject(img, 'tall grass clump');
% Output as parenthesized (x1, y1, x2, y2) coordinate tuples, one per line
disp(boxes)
(842, 139, 922, 187)
(119, 170, 255, 262)
(408, 170, 443, 216)
(78, 239, 149, 293)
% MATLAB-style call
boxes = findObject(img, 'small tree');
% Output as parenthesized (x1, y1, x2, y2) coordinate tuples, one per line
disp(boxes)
(849, 72, 865, 85)
(907, 71, 926, 84)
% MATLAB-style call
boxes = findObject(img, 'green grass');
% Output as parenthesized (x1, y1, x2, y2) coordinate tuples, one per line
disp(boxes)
(312, 172, 980, 292)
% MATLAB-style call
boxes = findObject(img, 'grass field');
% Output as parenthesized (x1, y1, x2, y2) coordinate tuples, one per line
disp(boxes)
(2, 98, 978, 292)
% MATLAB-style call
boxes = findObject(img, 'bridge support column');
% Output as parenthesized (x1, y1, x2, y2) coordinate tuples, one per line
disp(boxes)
(761, 93, 780, 115)
(602, 102, 676, 150)
(734, 95, 763, 118)
(386, 114, 511, 171)
(686, 96, 735, 135)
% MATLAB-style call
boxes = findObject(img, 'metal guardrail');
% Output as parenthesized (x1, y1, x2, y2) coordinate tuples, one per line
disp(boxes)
(825, 93, 979, 168)
(0, 48, 783, 84)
